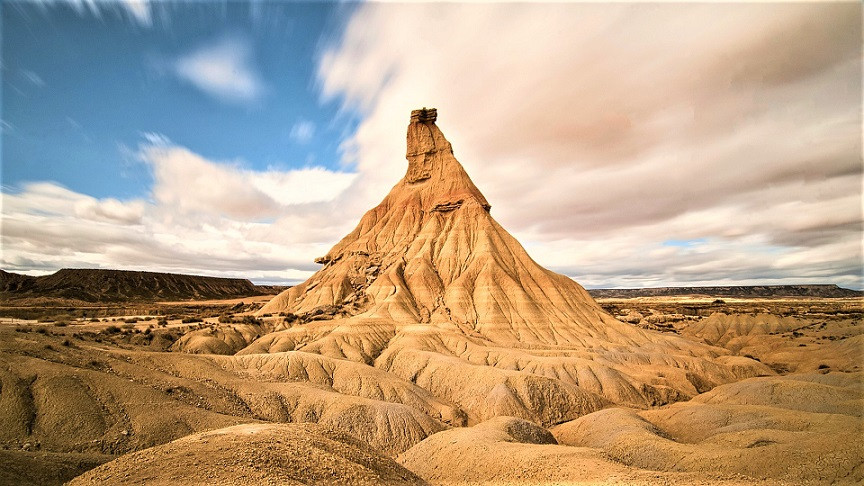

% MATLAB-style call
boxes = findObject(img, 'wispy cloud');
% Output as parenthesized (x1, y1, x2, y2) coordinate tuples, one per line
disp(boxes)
(318, 2, 862, 288)
(29, 0, 153, 27)
(20, 70, 46, 87)
(173, 37, 266, 103)
(289, 120, 316, 143)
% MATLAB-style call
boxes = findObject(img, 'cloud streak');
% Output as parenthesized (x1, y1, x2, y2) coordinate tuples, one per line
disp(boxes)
(28, 0, 154, 27)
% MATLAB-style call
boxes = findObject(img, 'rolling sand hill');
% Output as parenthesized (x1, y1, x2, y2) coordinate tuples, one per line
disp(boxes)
(1, 108, 860, 485)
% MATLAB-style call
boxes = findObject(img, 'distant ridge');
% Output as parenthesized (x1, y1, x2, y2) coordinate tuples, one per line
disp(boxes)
(0, 268, 267, 303)
(588, 285, 863, 299)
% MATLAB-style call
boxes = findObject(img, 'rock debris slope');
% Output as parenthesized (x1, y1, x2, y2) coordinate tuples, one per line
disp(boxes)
(254, 108, 768, 423)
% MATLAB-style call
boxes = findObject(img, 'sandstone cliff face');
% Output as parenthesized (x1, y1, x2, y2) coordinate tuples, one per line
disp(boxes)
(254, 109, 768, 421)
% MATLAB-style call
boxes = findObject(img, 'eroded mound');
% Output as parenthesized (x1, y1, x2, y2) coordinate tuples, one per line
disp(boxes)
(398, 416, 766, 485)
(0, 333, 453, 464)
(68, 423, 425, 486)
(553, 373, 864, 484)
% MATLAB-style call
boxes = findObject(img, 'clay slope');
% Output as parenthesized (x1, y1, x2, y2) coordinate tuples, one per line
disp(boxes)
(252, 108, 767, 420)
(68, 423, 425, 486)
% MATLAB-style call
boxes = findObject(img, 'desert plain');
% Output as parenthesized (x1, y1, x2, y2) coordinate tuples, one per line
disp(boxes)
(0, 109, 862, 485)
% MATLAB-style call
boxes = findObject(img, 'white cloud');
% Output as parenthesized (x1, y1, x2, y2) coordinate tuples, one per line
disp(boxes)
(317, 2, 862, 288)
(174, 37, 265, 103)
(1, 139, 359, 284)
(139, 141, 356, 219)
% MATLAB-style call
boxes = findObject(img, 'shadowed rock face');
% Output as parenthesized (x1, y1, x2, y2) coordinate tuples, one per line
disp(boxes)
(253, 109, 769, 422)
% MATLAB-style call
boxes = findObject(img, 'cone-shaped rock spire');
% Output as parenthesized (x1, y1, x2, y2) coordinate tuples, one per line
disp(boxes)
(260, 108, 607, 345)
(250, 109, 767, 422)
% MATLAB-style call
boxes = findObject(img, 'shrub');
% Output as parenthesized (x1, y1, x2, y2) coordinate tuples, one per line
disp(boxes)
(121, 323, 135, 330)
(181, 317, 202, 324)
(218, 314, 233, 324)
(61, 339, 71, 347)
(54, 321, 68, 327)
(104, 325, 121, 334)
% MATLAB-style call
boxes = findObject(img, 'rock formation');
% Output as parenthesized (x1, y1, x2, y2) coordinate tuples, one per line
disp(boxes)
(253, 109, 768, 423)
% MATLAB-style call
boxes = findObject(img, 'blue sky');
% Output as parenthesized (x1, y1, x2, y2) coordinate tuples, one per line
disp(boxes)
(3, 1, 358, 200)
(1, 1, 861, 289)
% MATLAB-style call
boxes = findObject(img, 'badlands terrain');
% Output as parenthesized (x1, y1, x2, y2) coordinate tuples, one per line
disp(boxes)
(1, 109, 862, 485)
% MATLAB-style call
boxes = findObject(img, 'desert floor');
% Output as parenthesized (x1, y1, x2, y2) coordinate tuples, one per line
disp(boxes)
(0, 295, 861, 485)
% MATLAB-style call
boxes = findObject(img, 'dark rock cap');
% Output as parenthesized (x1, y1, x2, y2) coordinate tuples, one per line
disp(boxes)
(410, 107, 437, 123)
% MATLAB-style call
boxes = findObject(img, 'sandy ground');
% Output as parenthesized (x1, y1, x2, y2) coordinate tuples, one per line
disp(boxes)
(0, 296, 861, 485)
